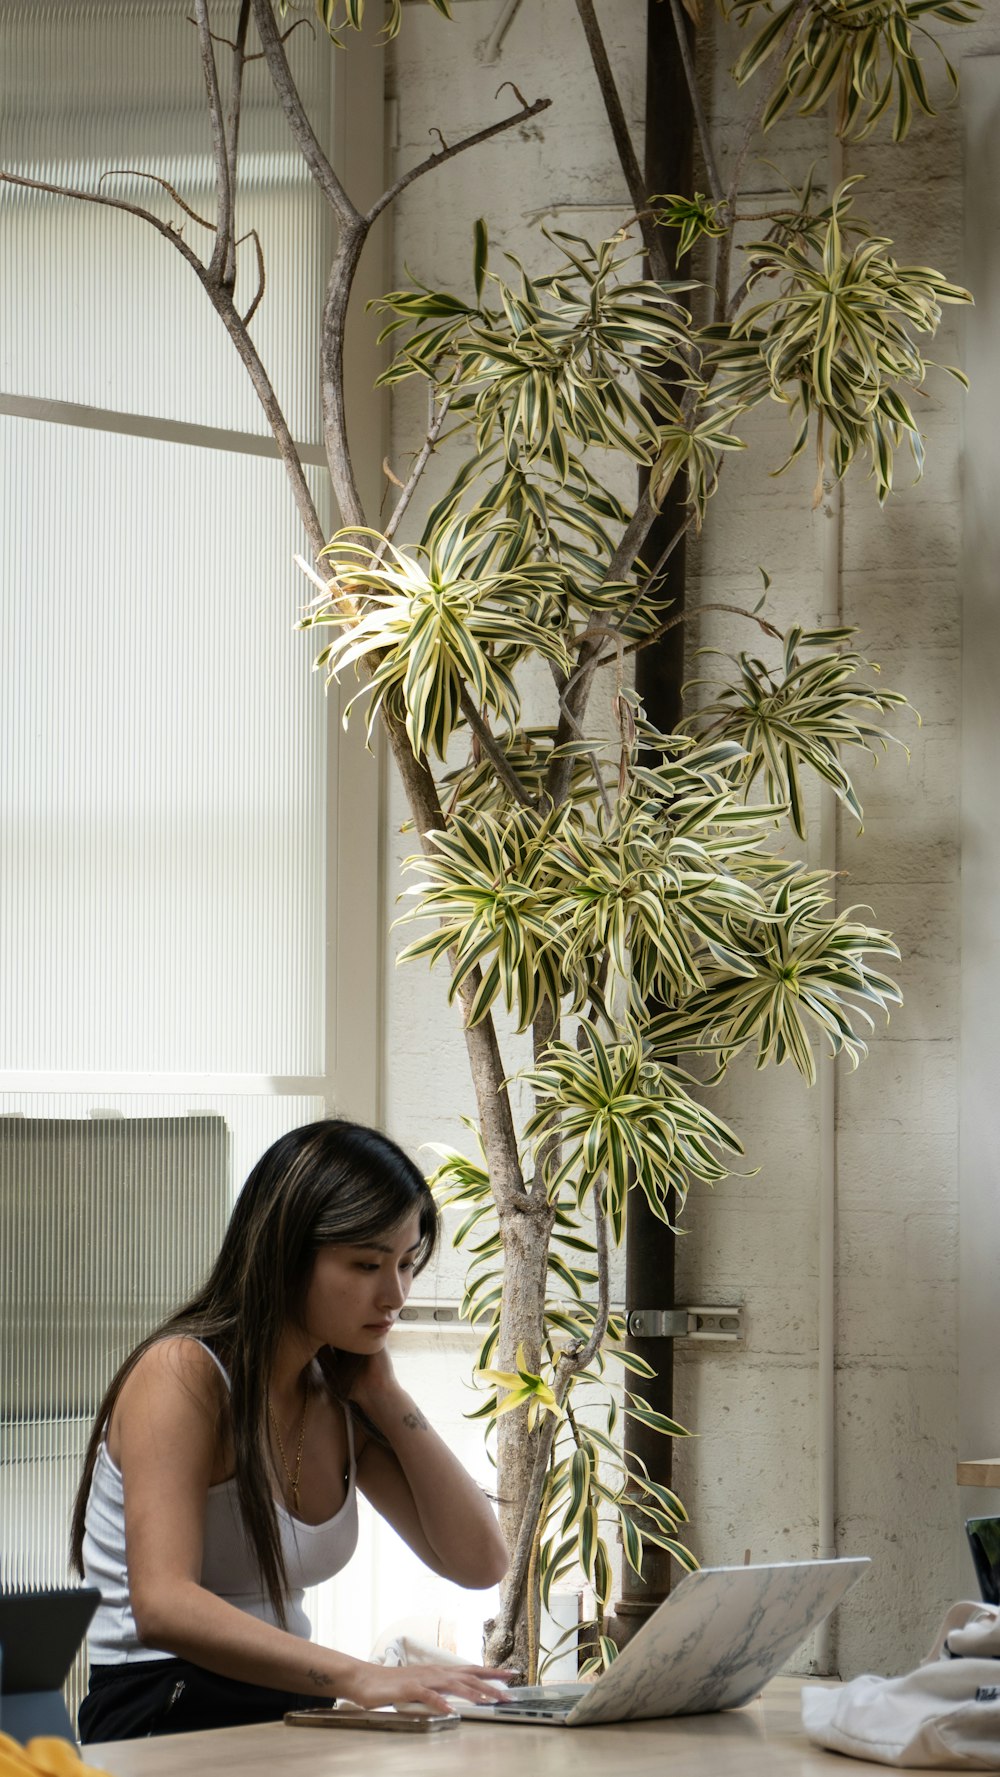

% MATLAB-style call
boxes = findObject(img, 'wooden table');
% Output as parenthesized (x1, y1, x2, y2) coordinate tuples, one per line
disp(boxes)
(79, 1675, 958, 1777)
(957, 1459, 1000, 1487)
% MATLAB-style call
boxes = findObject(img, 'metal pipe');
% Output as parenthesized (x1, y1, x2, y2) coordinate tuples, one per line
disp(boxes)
(814, 108, 845, 1680)
(610, 0, 694, 1650)
(481, 0, 525, 65)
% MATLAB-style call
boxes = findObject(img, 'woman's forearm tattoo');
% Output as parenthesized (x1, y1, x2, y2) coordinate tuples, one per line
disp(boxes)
(307, 1666, 334, 1691)
(402, 1406, 429, 1431)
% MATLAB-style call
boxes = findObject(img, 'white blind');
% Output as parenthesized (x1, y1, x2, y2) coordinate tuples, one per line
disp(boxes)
(1, 417, 327, 1074)
(0, 0, 332, 440)
(0, 0, 336, 1645)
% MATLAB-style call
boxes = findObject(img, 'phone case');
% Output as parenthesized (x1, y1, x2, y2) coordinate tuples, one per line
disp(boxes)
(284, 1708, 460, 1732)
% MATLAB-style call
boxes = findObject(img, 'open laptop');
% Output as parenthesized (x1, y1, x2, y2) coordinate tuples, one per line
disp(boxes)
(456, 1557, 869, 1727)
(0, 1587, 100, 1743)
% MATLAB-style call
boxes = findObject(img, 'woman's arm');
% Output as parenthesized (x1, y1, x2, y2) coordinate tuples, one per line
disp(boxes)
(350, 1349, 509, 1589)
(113, 1339, 507, 1711)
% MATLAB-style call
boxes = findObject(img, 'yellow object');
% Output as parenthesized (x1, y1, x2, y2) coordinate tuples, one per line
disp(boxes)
(0, 1735, 112, 1777)
(0, 1731, 39, 1775)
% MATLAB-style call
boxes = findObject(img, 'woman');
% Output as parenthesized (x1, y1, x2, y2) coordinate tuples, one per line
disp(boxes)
(70, 1119, 510, 1740)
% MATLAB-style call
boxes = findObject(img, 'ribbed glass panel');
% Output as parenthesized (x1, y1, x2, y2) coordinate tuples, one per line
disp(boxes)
(0, 2, 344, 1720)
(0, 0, 331, 440)
(0, 1093, 323, 1575)
(0, 416, 327, 1074)
(0, 1095, 322, 1720)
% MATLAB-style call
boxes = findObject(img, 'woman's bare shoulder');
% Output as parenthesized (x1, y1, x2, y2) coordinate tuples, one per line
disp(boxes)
(115, 1336, 227, 1426)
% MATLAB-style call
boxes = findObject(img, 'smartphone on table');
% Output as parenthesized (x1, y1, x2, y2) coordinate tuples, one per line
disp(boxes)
(285, 1707, 459, 1732)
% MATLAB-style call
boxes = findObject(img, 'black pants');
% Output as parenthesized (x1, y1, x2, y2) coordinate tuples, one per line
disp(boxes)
(78, 1657, 328, 1742)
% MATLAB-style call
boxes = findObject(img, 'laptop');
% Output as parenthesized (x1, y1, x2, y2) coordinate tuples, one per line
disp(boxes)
(966, 1517, 1000, 1606)
(456, 1557, 869, 1727)
(0, 1586, 100, 1743)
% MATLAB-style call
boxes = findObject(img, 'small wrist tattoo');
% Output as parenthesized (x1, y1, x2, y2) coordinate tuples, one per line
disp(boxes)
(307, 1667, 334, 1691)
(402, 1407, 429, 1431)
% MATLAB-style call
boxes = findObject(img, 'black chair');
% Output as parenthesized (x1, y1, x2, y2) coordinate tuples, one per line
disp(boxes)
(0, 1587, 100, 1743)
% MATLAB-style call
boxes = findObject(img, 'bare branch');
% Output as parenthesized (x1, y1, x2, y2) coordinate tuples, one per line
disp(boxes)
(241, 227, 266, 325)
(251, 0, 360, 228)
(187, 2, 288, 55)
(556, 686, 614, 823)
(97, 168, 214, 231)
(212, 290, 325, 550)
(666, 0, 724, 205)
(0, 170, 210, 272)
(572, 0, 669, 283)
(222, 0, 253, 288)
(544, 480, 660, 807)
(193, 0, 233, 286)
(458, 692, 535, 809)
(320, 223, 370, 528)
(377, 381, 458, 558)
(367, 97, 553, 226)
(620, 598, 783, 661)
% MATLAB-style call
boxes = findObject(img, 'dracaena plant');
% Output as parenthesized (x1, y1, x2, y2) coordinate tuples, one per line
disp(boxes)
(9, 0, 976, 1684)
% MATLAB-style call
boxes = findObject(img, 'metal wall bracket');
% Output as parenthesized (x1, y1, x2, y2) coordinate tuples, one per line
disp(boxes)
(626, 1305, 743, 1342)
(394, 1302, 744, 1340)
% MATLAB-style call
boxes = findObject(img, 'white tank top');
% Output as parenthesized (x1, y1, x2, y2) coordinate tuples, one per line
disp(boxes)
(82, 1342, 359, 1664)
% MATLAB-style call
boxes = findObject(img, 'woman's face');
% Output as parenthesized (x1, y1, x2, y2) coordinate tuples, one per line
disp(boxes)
(300, 1211, 422, 1353)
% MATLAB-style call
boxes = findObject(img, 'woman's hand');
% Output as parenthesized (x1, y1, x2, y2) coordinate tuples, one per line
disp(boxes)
(346, 1658, 514, 1715)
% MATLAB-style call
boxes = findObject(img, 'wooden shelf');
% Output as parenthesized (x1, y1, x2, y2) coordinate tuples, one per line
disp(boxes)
(957, 1459, 1000, 1487)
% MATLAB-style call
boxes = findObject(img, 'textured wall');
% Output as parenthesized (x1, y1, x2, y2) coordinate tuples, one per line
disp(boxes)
(380, 0, 993, 1677)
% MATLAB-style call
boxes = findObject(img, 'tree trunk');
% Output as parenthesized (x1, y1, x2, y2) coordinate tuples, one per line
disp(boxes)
(484, 1195, 555, 1669)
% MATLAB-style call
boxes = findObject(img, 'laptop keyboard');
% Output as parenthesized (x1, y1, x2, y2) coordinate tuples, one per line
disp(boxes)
(494, 1685, 587, 1716)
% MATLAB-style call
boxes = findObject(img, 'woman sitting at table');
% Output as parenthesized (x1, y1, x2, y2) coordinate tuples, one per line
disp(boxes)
(70, 1119, 510, 1741)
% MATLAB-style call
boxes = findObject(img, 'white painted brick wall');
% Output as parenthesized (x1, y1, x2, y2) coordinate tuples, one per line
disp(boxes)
(379, 0, 993, 1678)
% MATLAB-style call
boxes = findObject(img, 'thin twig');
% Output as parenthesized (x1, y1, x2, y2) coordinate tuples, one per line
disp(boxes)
(667, 0, 725, 205)
(617, 510, 693, 632)
(0, 171, 210, 275)
(458, 692, 535, 809)
(594, 600, 785, 672)
(367, 97, 553, 226)
(97, 168, 214, 230)
(375, 380, 459, 559)
(241, 227, 266, 325)
(556, 689, 614, 823)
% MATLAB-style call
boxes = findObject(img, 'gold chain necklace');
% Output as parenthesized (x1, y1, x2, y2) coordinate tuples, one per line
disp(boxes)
(268, 1386, 309, 1515)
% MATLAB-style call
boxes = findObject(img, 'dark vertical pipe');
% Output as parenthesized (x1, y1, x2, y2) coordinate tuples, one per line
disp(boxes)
(610, 0, 694, 1646)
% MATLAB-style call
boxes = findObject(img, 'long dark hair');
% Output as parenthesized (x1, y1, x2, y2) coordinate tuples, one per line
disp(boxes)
(70, 1119, 437, 1625)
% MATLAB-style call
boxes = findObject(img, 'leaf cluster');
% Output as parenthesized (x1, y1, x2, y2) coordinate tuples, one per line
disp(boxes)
(725, 0, 981, 141)
(707, 180, 971, 501)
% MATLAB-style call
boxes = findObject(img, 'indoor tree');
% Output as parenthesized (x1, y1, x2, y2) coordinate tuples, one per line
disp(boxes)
(2, 0, 976, 1677)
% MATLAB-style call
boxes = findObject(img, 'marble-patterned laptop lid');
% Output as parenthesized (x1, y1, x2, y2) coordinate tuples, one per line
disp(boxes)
(567, 1557, 870, 1726)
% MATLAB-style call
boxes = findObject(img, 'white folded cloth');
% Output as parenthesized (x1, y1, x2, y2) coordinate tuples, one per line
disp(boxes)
(801, 1602, 1000, 1769)
(375, 1633, 469, 1669)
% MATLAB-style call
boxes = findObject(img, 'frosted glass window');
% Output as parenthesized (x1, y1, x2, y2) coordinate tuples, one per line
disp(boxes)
(1, 416, 327, 1074)
(0, 0, 331, 440)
